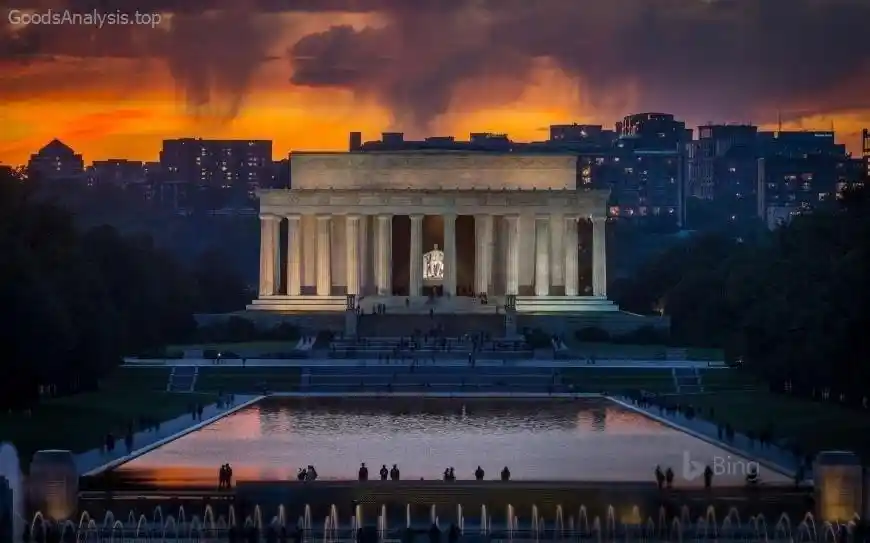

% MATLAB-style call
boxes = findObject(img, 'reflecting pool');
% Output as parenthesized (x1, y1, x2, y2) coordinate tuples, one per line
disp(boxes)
(112, 397, 790, 487)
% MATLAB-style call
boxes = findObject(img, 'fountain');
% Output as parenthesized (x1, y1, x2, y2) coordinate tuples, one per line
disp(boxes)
(0, 443, 23, 543)
(480, 504, 488, 536)
(13, 500, 863, 542)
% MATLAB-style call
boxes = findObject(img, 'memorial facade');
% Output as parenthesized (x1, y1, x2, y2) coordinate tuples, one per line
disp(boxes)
(248, 152, 617, 314)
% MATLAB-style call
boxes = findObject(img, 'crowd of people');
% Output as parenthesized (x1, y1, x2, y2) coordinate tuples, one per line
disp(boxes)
(356, 463, 512, 482)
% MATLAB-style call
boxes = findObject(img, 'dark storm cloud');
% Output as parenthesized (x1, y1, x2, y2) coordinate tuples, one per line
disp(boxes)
(0, 0, 282, 119)
(288, 0, 870, 128)
(3, 0, 869, 127)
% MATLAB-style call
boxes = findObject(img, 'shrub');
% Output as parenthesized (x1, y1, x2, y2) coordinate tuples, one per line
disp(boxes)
(614, 325, 669, 345)
(575, 327, 611, 342)
(524, 328, 552, 349)
(264, 322, 301, 341)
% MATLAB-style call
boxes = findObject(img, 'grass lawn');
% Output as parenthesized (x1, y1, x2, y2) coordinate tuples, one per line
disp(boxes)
(196, 367, 301, 393)
(566, 342, 723, 361)
(165, 340, 300, 356)
(669, 390, 870, 459)
(0, 367, 217, 471)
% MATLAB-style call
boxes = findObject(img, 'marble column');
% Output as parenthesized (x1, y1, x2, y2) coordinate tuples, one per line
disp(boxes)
(564, 216, 579, 296)
(505, 214, 520, 296)
(592, 216, 608, 297)
(534, 215, 550, 297)
(482, 214, 494, 294)
(443, 213, 457, 296)
(286, 214, 302, 296)
(258, 214, 279, 296)
(345, 215, 360, 295)
(409, 214, 423, 296)
(316, 215, 332, 296)
(359, 216, 369, 294)
(376, 214, 392, 295)
(474, 215, 488, 295)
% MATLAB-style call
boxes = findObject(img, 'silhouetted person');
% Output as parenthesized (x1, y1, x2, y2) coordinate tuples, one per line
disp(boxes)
(443, 468, 451, 481)
(219, 465, 227, 488)
(224, 464, 234, 488)
(380, 465, 389, 480)
(307, 465, 318, 481)
(297, 468, 307, 481)
(475, 466, 484, 480)
(704, 465, 713, 489)
(665, 467, 674, 488)
(654, 466, 665, 489)
(390, 464, 400, 480)
(448, 523, 460, 543)
(501, 466, 511, 481)
(746, 465, 759, 486)
(359, 462, 369, 481)
(448, 467, 455, 481)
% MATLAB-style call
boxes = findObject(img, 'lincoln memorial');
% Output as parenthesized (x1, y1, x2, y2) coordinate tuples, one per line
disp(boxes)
(248, 151, 618, 315)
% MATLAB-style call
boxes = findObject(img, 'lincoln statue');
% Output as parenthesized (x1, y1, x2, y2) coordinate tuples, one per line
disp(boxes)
(248, 151, 616, 314)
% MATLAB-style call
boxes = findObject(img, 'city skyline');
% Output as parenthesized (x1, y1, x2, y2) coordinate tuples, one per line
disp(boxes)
(1, 120, 865, 167)
(2, 0, 869, 165)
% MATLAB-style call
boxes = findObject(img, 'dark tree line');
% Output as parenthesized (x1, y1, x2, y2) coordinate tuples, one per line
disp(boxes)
(0, 169, 251, 410)
(613, 188, 870, 404)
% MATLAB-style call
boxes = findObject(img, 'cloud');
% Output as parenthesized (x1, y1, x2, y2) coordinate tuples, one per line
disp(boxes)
(1, 0, 283, 120)
(288, 0, 870, 130)
(3, 0, 869, 130)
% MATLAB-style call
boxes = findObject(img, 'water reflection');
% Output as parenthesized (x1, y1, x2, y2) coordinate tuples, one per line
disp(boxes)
(112, 398, 789, 487)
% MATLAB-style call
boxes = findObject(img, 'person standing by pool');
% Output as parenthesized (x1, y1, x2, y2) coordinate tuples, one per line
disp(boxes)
(359, 463, 369, 481)
(390, 464, 400, 480)
(380, 465, 389, 480)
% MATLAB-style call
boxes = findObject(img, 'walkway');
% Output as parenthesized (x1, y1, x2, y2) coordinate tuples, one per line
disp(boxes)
(124, 358, 725, 369)
(75, 395, 257, 475)
(609, 396, 802, 477)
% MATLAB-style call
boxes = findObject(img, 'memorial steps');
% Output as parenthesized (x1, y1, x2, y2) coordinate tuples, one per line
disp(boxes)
(358, 295, 500, 315)
(247, 295, 348, 312)
(248, 294, 620, 315)
(514, 296, 618, 313)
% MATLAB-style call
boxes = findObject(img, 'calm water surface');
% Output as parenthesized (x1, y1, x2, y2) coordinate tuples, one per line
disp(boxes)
(114, 398, 788, 487)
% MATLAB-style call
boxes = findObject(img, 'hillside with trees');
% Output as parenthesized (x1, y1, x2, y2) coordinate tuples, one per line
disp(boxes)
(0, 168, 250, 410)
(613, 188, 870, 404)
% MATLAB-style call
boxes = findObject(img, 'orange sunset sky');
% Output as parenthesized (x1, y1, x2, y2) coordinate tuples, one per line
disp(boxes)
(2, 2, 869, 166)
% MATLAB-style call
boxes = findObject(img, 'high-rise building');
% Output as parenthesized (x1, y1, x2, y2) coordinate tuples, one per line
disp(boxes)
(862, 129, 869, 178)
(27, 139, 84, 181)
(87, 159, 145, 187)
(159, 138, 273, 193)
(691, 124, 759, 200)
(608, 113, 691, 227)
(550, 124, 604, 143)
(349, 132, 362, 151)
(757, 131, 848, 228)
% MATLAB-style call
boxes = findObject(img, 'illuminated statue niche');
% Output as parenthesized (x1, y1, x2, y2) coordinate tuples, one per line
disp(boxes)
(423, 244, 444, 281)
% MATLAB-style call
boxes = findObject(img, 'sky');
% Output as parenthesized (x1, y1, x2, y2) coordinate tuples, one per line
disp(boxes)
(1, 0, 869, 166)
